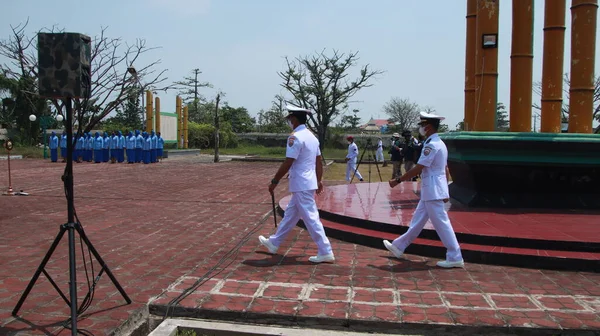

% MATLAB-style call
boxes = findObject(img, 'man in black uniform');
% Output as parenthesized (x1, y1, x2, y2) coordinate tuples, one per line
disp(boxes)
(401, 130, 420, 181)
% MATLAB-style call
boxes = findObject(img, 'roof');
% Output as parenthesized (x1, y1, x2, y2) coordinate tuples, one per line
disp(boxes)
(359, 118, 394, 129)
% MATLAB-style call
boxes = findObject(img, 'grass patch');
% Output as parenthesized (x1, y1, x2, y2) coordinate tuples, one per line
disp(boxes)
(324, 162, 395, 181)
(3, 146, 44, 159)
(204, 145, 350, 159)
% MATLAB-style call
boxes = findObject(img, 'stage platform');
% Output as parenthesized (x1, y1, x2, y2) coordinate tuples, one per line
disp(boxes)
(278, 182, 600, 272)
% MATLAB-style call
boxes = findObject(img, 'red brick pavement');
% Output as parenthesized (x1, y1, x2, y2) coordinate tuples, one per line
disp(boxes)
(1, 158, 600, 335)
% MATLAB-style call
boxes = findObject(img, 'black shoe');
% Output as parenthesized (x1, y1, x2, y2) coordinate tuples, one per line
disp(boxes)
(359, 179, 364, 182)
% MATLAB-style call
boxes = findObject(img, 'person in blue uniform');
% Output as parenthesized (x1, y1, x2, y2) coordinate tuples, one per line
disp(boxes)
(109, 131, 118, 163)
(384, 111, 464, 268)
(60, 132, 67, 162)
(150, 130, 158, 163)
(82, 133, 90, 162)
(102, 132, 110, 163)
(142, 131, 151, 164)
(126, 131, 135, 163)
(93, 132, 103, 163)
(49, 131, 59, 162)
(135, 130, 143, 163)
(258, 105, 334, 263)
(76, 132, 84, 162)
(157, 132, 164, 162)
(118, 131, 126, 163)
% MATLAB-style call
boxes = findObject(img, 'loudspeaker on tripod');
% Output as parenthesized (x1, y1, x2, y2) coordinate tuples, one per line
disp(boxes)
(38, 32, 91, 99)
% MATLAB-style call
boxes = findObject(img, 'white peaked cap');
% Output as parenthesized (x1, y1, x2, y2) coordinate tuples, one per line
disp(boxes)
(419, 111, 445, 121)
(286, 105, 313, 115)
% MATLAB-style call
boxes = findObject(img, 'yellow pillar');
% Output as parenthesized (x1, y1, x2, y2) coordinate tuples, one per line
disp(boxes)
(176, 96, 182, 149)
(568, 0, 598, 133)
(145, 90, 153, 133)
(474, 0, 499, 131)
(155, 97, 161, 135)
(183, 106, 189, 149)
(540, 0, 567, 133)
(464, 0, 477, 131)
(509, 0, 534, 132)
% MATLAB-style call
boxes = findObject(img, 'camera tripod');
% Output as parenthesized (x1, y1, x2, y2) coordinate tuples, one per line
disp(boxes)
(12, 98, 131, 335)
(350, 138, 383, 184)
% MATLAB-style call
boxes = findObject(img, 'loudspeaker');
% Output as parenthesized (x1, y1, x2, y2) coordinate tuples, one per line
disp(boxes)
(38, 33, 91, 99)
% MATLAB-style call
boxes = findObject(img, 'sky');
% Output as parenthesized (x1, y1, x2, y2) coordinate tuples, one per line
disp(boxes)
(1, 0, 599, 130)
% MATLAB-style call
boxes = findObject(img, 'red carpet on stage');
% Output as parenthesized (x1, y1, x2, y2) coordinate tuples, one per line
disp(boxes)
(278, 182, 600, 272)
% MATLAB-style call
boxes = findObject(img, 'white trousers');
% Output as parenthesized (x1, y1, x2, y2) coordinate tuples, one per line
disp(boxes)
(269, 190, 333, 256)
(392, 199, 463, 262)
(376, 149, 384, 162)
(346, 160, 363, 181)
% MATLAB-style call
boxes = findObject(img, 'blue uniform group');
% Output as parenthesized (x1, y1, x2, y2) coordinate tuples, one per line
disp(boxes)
(49, 129, 165, 165)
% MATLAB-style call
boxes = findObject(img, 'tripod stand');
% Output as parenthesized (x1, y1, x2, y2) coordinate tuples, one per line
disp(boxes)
(12, 98, 131, 335)
(350, 138, 383, 184)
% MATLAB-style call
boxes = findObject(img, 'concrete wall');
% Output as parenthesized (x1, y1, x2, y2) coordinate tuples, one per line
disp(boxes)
(159, 112, 177, 143)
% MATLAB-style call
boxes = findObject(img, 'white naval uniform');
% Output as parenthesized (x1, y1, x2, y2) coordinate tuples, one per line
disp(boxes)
(391, 133, 463, 262)
(345, 142, 363, 181)
(267, 125, 333, 256)
(376, 139, 384, 162)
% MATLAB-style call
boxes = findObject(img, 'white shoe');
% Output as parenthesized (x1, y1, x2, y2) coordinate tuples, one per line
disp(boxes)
(436, 259, 465, 268)
(383, 240, 403, 259)
(308, 253, 335, 263)
(259, 235, 278, 254)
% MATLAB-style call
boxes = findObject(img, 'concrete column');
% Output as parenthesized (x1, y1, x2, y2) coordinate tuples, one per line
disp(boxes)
(540, 0, 567, 133)
(568, 0, 598, 133)
(183, 106, 189, 149)
(145, 91, 153, 133)
(474, 0, 500, 131)
(509, 0, 535, 132)
(176, 96, 182, 149)
(464, 0, 477, 131)
(155, 97, 161, 135)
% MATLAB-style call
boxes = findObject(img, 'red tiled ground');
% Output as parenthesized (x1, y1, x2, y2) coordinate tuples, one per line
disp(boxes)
(1, 157, 600, 335)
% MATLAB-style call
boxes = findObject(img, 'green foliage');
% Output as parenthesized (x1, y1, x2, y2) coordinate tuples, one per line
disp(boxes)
(188, 122, 238, 149)
(219, 105, 255, 133)
(496, 102, 509, 131)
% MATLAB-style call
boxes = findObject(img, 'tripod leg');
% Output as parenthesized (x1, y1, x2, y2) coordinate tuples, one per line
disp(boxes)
(12, 225, 67, 316)
(371, 148, 383, 182)
(350, 149, 367, 184)
(75, 224, 132, 304)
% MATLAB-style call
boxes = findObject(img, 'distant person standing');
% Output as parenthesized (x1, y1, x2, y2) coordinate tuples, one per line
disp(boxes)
(376, 136, 385, 164)
(384, 111, 464, 268)
(259, 105, 334, 263)
(401, 130, 420, 181)
(345, 136, 364, 182)
(157, 132, 164, 162)
(48, 131, 59, 163)
(60, 131, 67, 162)
(389, 133, 403, 179)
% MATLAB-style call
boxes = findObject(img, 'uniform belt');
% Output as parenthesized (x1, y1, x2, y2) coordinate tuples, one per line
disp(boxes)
(421, 173, 445, 178)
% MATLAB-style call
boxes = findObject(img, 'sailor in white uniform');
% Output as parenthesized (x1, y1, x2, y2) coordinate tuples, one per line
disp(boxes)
(259, 105, 335, 263)
(383, 111, 464, 268)
(376, 137, 385, 163)
(345, 136, 364, 182)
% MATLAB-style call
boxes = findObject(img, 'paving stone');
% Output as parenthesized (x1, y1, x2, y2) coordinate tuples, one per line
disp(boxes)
(2, 159, 600, 335)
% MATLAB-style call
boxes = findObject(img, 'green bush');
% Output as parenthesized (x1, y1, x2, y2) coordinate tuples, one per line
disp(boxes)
(188, 122, 238, 149)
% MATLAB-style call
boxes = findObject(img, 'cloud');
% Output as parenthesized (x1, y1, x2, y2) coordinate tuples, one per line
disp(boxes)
(149, 0, 210, 16)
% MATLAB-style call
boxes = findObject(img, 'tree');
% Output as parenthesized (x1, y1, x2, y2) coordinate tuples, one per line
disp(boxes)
(533, 73, 600, 133)
(438, 123, 449, 133)
(103, 87, 143, 130)
(219, 104, 255, 133)
(0, 21, 169, 135)
(279, 49, 383, 148)
(259, 94, 288, 133)
(383, 97, 420, 132)
(339, 109, 361, 131)
(173, 68, 212, 122)
(456, 120, 465, 131)
(495, 102, 509, 131)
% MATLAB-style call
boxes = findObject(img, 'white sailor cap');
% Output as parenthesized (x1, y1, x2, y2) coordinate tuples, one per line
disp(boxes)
(286, 105, 312, 117)
(418, 111, 445, 125)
